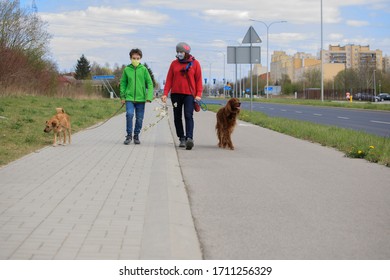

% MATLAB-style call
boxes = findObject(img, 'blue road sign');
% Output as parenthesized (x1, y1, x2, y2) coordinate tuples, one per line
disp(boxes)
(92, 75, 115, 80)
(224, 86, 231, 90)
(246, 88, 250, 93)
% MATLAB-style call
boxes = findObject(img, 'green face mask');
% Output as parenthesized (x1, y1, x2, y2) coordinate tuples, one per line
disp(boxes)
(131, 59, 140, 67)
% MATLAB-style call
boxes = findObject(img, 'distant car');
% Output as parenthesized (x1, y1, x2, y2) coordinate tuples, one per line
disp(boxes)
(375, 93, 390, 102)
(354, 93, 375, 102)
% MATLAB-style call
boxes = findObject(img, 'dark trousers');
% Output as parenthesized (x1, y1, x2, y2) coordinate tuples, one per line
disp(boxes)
(171, 94, 194, 139)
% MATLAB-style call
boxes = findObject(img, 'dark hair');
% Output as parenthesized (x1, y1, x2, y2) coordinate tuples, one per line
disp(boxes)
(129, 48, 143, 58)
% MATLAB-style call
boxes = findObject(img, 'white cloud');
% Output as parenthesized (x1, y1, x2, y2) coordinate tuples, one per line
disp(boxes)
(36, 0, 390, 78)
(41, 6, 169, 38)
(346, 20, 370, 27)
(329, 33, 344, 40)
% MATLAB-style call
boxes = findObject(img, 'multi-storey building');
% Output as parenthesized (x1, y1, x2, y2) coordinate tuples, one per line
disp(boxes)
(323, 44, 382, 70)
(383, 56, 390, 73)
(269, 44, 384, 84)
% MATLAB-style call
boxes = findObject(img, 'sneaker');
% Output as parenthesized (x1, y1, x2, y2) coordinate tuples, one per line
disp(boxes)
(185, 138, 194, 150)
(179, 137, 186, 147)
(124, 135, 132, 145)
(133, 134, 140, 144)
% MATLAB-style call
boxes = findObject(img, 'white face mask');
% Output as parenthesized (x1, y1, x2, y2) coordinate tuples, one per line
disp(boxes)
(176, 52, 185, 60)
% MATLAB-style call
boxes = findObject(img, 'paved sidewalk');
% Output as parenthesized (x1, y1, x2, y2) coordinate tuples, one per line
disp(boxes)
(0, 100, 201, 260)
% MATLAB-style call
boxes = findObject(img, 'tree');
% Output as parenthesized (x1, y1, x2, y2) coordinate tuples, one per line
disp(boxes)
(75, 54, 91, 80)
(143, 63, 156, 87)
(303, 68, 321, 88)
(280, 74, 293, 94)
(0, 0, 57, 95)
(91, 61, 113, 76)
(0, 0, 51, 56)
(334, 68, 360, 93)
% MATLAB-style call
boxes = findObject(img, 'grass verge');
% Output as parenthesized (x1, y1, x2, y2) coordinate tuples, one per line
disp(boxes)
(208, 104, 390, 167)
(211, 97, 390, 111)
(0, 96, 124, 167)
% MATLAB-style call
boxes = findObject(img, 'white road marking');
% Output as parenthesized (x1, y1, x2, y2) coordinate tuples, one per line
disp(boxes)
(295, 111, 302, 114)
(371, 120, 390, 125)
(337, 116, 350, 120)
(313, 113, 322, 116)
(238, 123, 256, 127)
(281, 109, 287, 112)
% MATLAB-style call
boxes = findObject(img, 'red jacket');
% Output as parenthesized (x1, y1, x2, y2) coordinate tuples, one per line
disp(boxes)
(163, 55, 203, 97)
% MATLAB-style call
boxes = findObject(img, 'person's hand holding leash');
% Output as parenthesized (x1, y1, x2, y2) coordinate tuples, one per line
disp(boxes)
(161, 95, 167, 103)
(121, 99, 126, 105)
(195, 96, 201, 101)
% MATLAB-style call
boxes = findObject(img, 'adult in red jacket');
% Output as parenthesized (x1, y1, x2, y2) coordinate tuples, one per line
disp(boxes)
(162, 42, 203, 150)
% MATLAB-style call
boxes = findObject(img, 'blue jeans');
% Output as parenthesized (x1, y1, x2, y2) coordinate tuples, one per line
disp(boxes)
(125, 101, 145, 136)
(171, 94, 194, 139)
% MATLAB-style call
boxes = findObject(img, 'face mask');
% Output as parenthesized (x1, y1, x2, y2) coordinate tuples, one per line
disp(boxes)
(131, 59, 140, 67)
(176, 52, 185, 60)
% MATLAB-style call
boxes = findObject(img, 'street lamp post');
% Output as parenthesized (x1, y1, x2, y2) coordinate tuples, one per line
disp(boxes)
(250, 19, 286, 99)
(373, 69, 376, 97)
(214, 51, 226, 96)
(320, 0, 324, 102)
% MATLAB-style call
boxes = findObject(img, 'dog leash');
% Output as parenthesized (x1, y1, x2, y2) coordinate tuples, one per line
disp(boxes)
(66, 103, 125, 132)
(195, 99, 208, 111)
(66, 101, 169, 134)
(84, 103, 125, 131)
(142, 101, 168, 132)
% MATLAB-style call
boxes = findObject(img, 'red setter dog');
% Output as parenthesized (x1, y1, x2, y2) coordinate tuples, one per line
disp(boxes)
(216, 98, 241, 150)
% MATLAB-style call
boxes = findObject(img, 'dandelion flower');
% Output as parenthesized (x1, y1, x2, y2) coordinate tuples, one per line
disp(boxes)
(358, 150, 362, 154)
(369, 146, 375, 149)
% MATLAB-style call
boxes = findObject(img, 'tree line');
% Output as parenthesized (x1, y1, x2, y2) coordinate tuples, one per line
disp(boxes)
(0, 1, 156, 97)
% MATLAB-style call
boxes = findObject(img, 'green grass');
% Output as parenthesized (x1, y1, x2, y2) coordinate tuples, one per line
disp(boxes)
(257, 98, 390, 111)
(0, 96, 124, 166)
(208, 104, 390, 167)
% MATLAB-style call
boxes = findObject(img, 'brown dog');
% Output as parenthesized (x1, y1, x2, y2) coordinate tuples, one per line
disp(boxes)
(216, 98, 241, 150)
(44, 108, 71, 146)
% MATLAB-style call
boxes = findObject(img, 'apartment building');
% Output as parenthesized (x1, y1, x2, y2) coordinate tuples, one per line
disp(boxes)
(383, 56, 390, 73)
(270, 51, 321, 83)
(323, 44, 382, 70)
(270, 44, 383, 83)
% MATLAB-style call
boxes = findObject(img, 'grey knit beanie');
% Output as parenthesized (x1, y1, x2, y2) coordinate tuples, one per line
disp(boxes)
(176, 42, 191, 53)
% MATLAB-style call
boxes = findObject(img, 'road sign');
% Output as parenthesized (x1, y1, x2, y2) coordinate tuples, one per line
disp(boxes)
(224, 86, 231, 90)
(92, 75, 115, 80)
(227, 46, 261, 64)
(242, 26, 262, 44)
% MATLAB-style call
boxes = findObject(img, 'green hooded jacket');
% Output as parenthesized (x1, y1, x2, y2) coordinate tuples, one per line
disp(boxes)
(120, 64, 154, 102)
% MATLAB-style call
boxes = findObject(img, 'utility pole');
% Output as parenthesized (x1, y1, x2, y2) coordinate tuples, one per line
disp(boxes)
(250, 19, 287, 99)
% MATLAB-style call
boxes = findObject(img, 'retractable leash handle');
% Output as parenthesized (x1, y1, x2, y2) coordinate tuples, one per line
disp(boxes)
(194, 99, 208, 111)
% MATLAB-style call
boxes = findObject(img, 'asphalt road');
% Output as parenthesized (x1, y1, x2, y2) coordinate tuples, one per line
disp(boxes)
(204, 99, 390, 137)
(175, 110, 390, 259)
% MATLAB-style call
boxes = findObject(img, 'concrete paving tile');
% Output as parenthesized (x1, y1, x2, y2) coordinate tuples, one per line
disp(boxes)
(0, 102, 201, 260)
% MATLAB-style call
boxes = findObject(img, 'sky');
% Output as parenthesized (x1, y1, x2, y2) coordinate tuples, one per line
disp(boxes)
(20, 0, 390, 85)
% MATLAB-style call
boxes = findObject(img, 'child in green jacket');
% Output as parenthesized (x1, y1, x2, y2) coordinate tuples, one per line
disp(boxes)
(120, 48, 154, 145)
